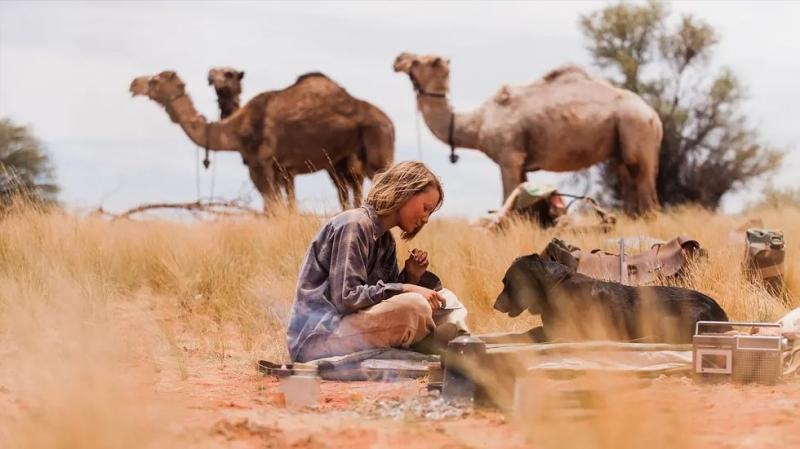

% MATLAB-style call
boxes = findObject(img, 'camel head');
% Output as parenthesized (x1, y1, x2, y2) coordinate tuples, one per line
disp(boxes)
(207, 66, 244, 95)
(129, 70, 187, 104)
(393, 52, 450, 96)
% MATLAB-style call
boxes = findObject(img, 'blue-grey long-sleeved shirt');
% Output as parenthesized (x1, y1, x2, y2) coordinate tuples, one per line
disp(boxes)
(286, 205, 406, 361)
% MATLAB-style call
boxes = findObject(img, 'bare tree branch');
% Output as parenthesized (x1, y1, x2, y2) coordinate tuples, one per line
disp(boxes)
(96, 198, 268, 221)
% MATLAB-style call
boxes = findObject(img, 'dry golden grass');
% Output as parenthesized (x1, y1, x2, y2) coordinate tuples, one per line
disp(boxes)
(0, 200, 796, 448)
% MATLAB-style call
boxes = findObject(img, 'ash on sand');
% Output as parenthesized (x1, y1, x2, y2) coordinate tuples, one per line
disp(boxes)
(360, 390, 473, 421)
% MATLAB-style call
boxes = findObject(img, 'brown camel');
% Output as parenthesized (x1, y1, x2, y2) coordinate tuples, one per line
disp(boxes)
(130, 70, 394, 210)
(393, 52, 662, 215)
(207, 66, 244, 119)
(206, 66, 372, 208)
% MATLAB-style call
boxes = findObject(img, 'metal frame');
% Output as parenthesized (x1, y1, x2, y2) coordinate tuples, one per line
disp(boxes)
(695, 348, 733, 374)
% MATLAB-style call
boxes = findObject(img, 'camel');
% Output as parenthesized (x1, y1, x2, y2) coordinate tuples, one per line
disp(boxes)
(130, 70, 394, 210)
(206, 66, 372, 208)
(207, 66, 244, 119)
(393, 52, 662, 215)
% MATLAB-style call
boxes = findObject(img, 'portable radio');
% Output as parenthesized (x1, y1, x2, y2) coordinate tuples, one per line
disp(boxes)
(693, 321, 783, 385)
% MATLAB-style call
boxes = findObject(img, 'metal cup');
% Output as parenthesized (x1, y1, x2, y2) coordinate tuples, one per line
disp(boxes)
(442, 335, 486, 402)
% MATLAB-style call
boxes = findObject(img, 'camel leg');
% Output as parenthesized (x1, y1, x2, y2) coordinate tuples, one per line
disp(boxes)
(343, 154, 365, 207)
(272, 161, 296, 210)
(350, 170, 364, 207)
(262, 163, 284, 212)
(615, 161, 639, 215)
(361, 123, 394, 178)
(635, 147, 660, 215)
(617, 160, 659, 216)
(499, 151, 526, 203)
(327, 154, 366, 209)
(634, 166, 659, 215)
(280, 170, 296, 211)
(617, 115, 661, 215)
(248, 159, 281, 213)
(245, 160, 270, 207)
(617, 158, 659, 216)
(327, 165, 349, 210)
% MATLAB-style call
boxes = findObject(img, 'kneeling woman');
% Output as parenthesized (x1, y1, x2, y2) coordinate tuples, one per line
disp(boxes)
(287, 161, 468, 362)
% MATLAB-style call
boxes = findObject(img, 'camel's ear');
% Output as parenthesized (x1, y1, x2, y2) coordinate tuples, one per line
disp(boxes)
(432, 57, 451, 68)
(393, 52, 417, 73)
(238, 71, 245, 80)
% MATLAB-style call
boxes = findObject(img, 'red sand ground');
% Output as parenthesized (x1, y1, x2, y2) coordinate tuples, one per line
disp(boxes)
(151, 351, 800, 449)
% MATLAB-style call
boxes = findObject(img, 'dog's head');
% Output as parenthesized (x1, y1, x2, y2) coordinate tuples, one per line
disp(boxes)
(494, 254, 550, 318)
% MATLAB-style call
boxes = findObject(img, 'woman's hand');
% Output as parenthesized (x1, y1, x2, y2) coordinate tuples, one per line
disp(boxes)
(404, 248, 429, 284)
(403, 284, 444, 311)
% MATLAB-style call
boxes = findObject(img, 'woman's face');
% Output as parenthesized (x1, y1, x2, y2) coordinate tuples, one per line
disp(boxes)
(397, 185, 440, 235)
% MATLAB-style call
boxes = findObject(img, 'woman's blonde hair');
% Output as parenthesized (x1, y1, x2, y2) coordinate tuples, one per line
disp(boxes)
(366, 161, 443, 238)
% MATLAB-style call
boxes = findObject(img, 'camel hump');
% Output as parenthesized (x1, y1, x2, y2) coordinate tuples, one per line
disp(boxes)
(542, 65, 591, 83)
(290, 72, 348, 96)
(294, 71, 332, 85)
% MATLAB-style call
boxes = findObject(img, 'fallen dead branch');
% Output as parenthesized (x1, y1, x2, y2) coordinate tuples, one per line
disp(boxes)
(95, 198, 267, 221)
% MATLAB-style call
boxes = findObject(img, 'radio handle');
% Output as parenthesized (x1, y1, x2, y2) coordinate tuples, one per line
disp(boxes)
(695, 320, 782, 335)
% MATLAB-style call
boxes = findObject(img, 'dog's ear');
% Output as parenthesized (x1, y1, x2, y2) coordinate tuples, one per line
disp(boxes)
(494, 264, 529, 317)
(522, 253, 546, 271)
(541, 257, 573, 286)
(543, 239, 579, 271)
(511, 255, 548, 315)
(521, 253, 542, 265)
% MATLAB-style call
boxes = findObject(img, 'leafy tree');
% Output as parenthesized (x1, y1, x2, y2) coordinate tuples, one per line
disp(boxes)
(0, 118, 59, 207)
(578, 0, 783, 209)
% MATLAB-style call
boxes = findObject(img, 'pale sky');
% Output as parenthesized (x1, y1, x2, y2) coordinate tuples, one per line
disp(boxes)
(1, 0, 798, 218)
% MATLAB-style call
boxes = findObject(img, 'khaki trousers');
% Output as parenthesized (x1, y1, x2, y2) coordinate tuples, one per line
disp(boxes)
(298, 288, 468, 362)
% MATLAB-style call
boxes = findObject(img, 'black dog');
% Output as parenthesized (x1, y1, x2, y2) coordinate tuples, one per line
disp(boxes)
(493, 254, 729, 344)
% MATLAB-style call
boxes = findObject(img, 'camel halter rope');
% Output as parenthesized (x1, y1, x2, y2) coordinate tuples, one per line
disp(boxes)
(205, 123, 217, 199)
(557, 192, 615, 225)
(193, 123, 217, 201)
(165, 91, 217, 201)
(409, 73, 459, 164)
